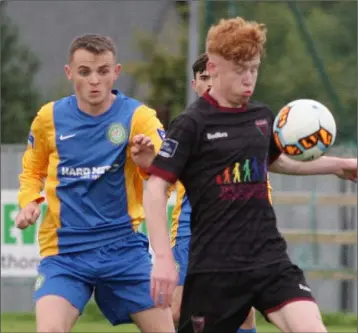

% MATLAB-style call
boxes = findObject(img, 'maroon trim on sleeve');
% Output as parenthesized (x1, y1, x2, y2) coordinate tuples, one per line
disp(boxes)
(147, 165, 178, 184)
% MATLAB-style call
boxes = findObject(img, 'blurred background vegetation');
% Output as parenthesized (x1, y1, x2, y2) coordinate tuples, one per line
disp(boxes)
(1, 1, 356, 145)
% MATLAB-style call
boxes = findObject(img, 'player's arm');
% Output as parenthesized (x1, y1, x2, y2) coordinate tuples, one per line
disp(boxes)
(269, 154, 352, 176)
(145, 113, 196, 256)
(130, 105, 165, 178)
(144, 114, 197, 306)
(18, 110, 49, 209)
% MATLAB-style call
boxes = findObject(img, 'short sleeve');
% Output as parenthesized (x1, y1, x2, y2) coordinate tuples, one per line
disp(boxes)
(131, 104, 165, 154)
(148, 113, 197, 183)
(130, 104, 165, 179)
(268, 108, 282, 165)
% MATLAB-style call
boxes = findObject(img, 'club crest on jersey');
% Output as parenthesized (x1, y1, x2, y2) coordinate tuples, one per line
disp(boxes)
(157, 128, 166, 140)
(107, 123, 127, 145)
(255, 118, 269, 136)
(27, 131, 35, 148)
(191, 316, 205, 333)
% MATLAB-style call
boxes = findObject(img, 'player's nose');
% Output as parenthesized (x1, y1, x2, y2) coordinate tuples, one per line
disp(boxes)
(89, 73, 100, 85)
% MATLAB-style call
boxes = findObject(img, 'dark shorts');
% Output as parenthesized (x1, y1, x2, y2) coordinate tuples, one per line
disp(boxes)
(178, 261, 316, 333)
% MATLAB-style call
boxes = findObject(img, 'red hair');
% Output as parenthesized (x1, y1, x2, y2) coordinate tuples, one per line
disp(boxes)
(206, 17, 267, 63)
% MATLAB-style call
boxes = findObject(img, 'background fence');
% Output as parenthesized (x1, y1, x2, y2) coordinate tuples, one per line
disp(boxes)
(1, 145, 357, 313)
(1, 0, 357, 316)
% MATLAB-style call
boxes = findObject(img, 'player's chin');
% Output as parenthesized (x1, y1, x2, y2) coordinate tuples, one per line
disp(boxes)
(238, 95, 250, 105)
(87, 94, 104, 105)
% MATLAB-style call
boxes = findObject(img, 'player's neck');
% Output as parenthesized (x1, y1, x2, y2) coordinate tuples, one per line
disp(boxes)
(77, 93, 116, 116)
(209, 88, 242, 108)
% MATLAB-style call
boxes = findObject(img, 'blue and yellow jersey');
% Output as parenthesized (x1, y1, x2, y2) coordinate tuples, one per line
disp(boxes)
(170, 177, 274, 247)
(170, 182, 191, 247)
(18, 90, 164, 258)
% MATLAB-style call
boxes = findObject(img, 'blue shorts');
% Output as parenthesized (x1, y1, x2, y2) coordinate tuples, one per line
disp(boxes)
(172, 237, 190, 286)
(34, 232, 154, 325)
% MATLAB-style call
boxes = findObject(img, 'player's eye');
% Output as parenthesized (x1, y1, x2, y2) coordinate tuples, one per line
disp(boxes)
(235, 68, 245, 75)
(79, 70, 90, 76)
(99, 68, 110, 75)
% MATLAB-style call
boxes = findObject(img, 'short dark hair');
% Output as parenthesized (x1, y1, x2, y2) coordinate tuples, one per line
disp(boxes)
(68, 33, 117, 61)
(192, 53, 208, 77)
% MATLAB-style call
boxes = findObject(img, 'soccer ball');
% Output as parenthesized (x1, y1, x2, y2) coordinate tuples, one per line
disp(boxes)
(273, 99, 337, 161)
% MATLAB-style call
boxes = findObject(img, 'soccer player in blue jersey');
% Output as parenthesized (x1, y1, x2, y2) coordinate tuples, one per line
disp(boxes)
(15, 34, 176, 333)
(171, 53, 266, 333)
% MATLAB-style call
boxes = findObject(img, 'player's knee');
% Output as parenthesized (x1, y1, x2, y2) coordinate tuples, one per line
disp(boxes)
(289, 323, 327, 332)
(36, 324, 68, 333)
(287, 320, 327, 333)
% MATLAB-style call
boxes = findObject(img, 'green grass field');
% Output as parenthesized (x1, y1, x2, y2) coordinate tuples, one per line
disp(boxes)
(2, 313, 357, 333)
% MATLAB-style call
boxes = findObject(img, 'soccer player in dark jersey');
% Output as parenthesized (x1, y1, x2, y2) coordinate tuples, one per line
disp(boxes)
(171, 53, 265, 333)
(143, 17, 357, 333)
(15, 34, 176, 333)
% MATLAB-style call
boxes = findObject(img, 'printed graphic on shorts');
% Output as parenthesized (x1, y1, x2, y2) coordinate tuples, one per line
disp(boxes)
(191, 315, 205, 333)
(34, 273, 45, 291)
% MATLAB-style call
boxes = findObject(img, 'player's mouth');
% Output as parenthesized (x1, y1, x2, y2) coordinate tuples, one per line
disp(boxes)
(90, 90, 100, 95)
(242, 90, 252, 96)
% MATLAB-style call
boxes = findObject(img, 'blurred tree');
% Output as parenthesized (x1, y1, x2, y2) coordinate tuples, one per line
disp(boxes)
(206, 1, 357, 143)
(1, 7, 42, 144)
(125, 31, 187, 127)
(125, 2, 357, 143)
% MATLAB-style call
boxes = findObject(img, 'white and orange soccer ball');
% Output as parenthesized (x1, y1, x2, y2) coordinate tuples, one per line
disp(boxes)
(273, 99, 337, 161)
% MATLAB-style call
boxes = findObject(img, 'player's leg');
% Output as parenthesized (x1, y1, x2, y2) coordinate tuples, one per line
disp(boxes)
(237, 307, 256, 333)
(254, 261, 326, 332)
(171, 238, 190, 326)
(267, 301, 326, 333)
(94, 233, 175, 332)
(178, 272, 253, 333)
(34, 254, 94, 332)
(172, 286, 184, 324)
(132, 307, 175, 333)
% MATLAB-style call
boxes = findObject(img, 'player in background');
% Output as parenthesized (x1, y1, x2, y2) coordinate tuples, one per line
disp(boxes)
(171, 53, 264, 333)
(15, 34, 176, 333)
(143, 17, 357, 333)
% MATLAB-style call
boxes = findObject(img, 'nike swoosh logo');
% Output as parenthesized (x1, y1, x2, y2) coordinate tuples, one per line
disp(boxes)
(60, 134, 76, 140)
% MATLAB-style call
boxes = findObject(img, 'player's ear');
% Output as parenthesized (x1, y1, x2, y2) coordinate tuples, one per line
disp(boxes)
(191, 79, 196, 91)
(114, 64, 121, 79)
(206, 60, 216, 76)
(64, 64, 72, 80)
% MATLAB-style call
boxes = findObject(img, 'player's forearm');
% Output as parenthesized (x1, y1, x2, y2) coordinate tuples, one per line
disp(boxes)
(269, 154, 342, 176)
(18, 174, 45, 208)
(144, 177, 173, 258)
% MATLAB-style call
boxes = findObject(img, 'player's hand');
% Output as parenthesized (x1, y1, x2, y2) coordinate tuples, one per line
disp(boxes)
(151, 255, 178, 308)
(131, 134, 155, 169)
(15, 201, 40, 229)
(334, 158, 358, 182)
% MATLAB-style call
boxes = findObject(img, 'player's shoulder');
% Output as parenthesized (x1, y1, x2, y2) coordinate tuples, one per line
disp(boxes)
(36, 101, 56, 123)
(118, 91, 157, 118)
(247, 100, 274, 115)
(173, 97, 206, 125)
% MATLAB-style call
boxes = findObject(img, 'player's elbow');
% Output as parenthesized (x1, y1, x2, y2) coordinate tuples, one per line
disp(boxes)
(268, 154, 293, 174)
(146, 175, 170, 196)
